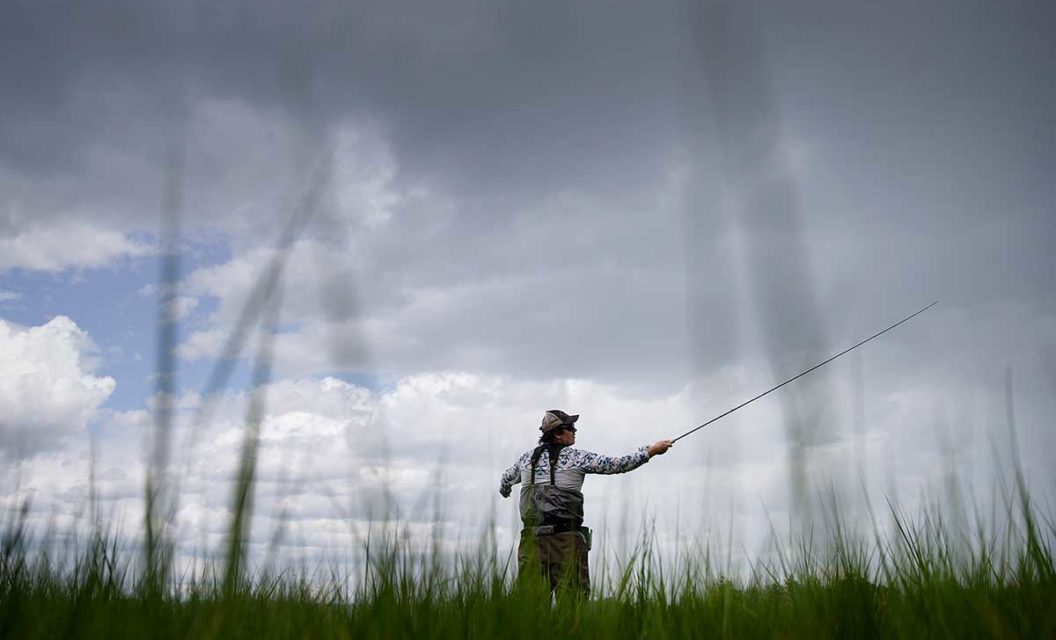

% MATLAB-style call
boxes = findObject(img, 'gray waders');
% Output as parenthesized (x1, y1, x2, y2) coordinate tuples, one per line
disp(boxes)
(517, 444, 592, 596)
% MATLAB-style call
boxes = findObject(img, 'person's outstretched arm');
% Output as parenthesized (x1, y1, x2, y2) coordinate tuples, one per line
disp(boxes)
(575, 440, 673, 475)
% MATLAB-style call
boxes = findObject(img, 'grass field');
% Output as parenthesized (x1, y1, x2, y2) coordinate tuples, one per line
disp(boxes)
(2, 484, 1053, 640)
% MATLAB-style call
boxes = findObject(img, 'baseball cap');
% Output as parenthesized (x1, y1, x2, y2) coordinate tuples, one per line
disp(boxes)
(540, 409, 580, 434)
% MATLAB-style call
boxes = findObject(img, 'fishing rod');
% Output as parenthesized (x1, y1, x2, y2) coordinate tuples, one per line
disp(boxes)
(672, 301, 938, 443)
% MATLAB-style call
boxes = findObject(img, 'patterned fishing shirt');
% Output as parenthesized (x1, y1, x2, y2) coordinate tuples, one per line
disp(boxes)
(500, 445, 651, 531)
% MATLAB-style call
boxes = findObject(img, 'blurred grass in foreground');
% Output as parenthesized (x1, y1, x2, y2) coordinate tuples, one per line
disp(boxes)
(2, 486, 1053, 640)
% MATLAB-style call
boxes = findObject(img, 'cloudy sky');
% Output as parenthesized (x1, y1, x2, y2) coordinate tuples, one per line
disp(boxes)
(2, 0, 1054, 576)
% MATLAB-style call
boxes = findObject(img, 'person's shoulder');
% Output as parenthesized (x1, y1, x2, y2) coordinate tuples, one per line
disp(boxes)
(562, 447, 597, 463)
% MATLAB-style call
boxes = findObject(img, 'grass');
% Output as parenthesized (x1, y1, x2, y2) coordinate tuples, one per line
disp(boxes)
(2, 485, 1053, 639)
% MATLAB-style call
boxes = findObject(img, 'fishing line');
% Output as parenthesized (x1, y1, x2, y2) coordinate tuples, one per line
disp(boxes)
(672, 301, 938, 443)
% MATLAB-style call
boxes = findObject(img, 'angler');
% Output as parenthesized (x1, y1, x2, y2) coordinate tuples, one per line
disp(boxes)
(499, 409, 673, 596)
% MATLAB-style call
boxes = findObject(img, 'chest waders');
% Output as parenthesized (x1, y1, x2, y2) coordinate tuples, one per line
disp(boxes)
(520, 443, 592, 550)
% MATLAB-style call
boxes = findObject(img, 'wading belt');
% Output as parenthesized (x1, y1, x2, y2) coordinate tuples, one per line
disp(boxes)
(521, 523, 579, 536)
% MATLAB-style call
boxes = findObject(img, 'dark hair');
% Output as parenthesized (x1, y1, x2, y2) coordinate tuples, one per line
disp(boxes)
(538, 426, 570, 445)
(529, 441, 567, 482)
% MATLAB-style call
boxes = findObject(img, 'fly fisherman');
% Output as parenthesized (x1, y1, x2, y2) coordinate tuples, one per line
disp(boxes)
(499, 409, 673, 596)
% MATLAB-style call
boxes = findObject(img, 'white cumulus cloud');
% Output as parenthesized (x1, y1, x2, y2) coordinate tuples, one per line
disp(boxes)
(2, 364, 1044, 579)
(0, 316, 116, 452)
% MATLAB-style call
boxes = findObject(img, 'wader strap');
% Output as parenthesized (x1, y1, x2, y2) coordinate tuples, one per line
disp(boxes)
(529, 445, 545, 486)
(548, 444, 561, 485)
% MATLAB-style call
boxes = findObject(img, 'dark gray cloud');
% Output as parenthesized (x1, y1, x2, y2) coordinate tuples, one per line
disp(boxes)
(0, 0, 682, 232)
(2, 0, 1042, 380)
(2, 0, 1051, 249)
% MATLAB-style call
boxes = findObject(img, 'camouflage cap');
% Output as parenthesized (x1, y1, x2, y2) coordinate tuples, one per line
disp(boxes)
(540, 409, 580, 434)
